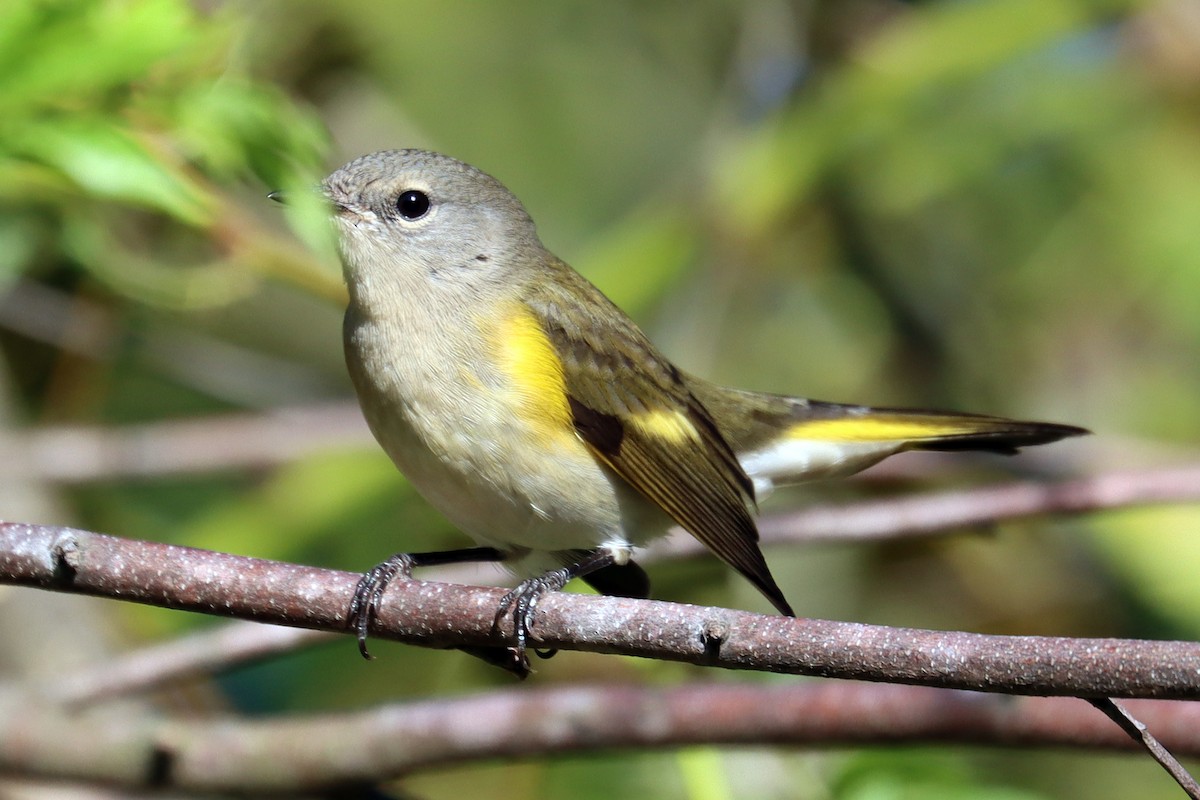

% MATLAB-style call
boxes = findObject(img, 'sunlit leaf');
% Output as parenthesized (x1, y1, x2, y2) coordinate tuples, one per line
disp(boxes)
(13, 118, 213, 224)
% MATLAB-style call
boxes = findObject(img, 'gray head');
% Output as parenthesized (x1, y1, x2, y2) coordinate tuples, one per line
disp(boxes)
(323, 150, 542, 301)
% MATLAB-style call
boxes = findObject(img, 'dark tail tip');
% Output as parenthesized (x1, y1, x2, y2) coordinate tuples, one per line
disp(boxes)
(917, 420, 1090, 455)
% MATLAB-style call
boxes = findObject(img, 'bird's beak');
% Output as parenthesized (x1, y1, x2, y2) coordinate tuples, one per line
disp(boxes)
(266, 190, 287, 204)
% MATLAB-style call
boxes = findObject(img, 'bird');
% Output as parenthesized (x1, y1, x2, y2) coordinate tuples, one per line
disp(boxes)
(314, 148, 1086, 676)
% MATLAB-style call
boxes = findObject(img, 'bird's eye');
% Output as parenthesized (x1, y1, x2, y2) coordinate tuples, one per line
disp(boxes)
(396, 190, 431, 221)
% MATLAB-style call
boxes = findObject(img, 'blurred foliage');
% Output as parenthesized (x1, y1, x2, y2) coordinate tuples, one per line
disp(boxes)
(0, 0, 338, 307)
(2, 0, 1200, 798)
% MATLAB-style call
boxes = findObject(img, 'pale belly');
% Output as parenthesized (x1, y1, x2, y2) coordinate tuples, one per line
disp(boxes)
(344, 307, 673, 558)
(357, 379, 672, 556)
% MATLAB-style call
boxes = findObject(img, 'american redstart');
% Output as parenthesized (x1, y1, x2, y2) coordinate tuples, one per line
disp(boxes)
(305, 149, 1085, 676)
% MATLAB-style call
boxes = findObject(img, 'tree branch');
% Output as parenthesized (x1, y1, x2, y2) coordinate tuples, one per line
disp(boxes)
(22, 463, 1200, 708)
(2, 522, 1197, 699)
(1, 682, 1199, 793)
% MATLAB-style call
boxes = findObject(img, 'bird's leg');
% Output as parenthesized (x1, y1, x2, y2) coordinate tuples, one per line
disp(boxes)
(581, 560, 651, 600)
(349, 546, 507, 659)
(494, 548, 619, 673)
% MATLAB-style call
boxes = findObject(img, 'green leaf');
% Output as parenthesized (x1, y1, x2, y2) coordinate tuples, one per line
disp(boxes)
(187, 83, 327, 173)
(0, 0, 195, 114)
(13, 118, 213, 224)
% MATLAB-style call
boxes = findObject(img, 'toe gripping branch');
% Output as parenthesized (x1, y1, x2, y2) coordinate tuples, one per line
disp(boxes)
(347, 546, 506, 659)
(348, 547, 623, 678)
(495, 549, 620, 674)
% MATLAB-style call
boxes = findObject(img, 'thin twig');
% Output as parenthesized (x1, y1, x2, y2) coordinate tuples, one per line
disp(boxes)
(1088, 698, 1200, 799)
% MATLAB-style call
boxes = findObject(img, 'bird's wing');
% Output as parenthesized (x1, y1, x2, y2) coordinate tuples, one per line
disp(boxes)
(526, 267, 793, 615)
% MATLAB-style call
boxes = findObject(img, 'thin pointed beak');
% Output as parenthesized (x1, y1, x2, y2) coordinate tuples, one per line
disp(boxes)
(266, 190, 286, 204)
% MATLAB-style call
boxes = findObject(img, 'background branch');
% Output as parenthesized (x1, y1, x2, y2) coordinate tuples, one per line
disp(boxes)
(642, 463, 1200, 567)
(0, 402, 369, 483)
(757, 463, 1200, 544)
(2, 682, 1199, 793)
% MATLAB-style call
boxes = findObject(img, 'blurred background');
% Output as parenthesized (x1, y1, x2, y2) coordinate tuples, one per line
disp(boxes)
(1, 0, 1199, 797)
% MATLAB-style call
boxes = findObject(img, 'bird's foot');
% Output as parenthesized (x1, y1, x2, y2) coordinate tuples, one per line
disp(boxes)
(348, 553, 419, 660)
(494, 567, 573, 673)
(348, 546, 507, 660)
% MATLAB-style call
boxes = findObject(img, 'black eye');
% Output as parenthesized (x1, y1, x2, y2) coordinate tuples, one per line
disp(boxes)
(396, 190, 430, 220)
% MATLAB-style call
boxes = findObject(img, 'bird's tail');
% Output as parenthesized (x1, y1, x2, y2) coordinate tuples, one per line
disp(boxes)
(782, 404, 1087, 455)
(687, 381, 1087, 493)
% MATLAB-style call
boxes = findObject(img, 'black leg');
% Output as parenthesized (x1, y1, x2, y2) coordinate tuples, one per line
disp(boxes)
(582, 559, 651, 600)
(349, 546, 506, 659)
(494, 549, 619, 673)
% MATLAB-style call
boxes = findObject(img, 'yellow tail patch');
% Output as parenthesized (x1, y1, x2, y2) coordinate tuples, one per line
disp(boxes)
(786, 414, 995, 443)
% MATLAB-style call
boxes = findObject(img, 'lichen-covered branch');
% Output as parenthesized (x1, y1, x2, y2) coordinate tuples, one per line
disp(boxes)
(2, 522, 1197, 699)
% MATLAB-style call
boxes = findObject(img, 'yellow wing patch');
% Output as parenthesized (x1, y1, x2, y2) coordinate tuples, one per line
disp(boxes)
(787, 414, 990, 443)
(629, 408, 701, 445)
(493, 304, 573, 436)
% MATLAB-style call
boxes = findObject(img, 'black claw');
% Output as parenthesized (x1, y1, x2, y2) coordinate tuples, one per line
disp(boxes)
(494, 567, 573, 669)
(347, 547, 613, 675)
(348, 553, 418, 660)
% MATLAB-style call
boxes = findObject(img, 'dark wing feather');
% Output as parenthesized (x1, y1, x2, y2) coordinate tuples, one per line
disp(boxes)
(527, 262, 793, 616)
